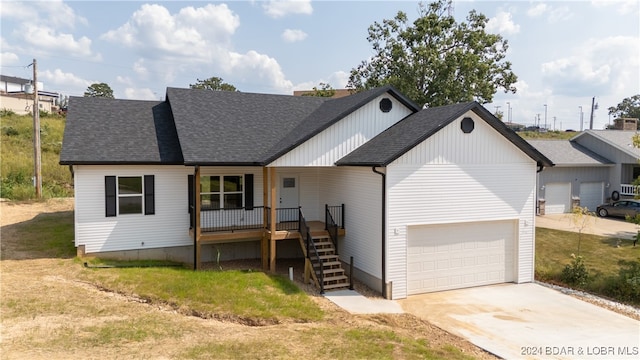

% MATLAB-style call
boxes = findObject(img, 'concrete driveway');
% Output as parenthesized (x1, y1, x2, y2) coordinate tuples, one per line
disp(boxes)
(400, 283, 640, 360)
(536, 214, 637, 240)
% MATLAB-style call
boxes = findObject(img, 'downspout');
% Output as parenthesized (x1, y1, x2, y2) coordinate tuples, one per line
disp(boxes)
(372, 166, 387, 299)
(193, 165, 199, 270)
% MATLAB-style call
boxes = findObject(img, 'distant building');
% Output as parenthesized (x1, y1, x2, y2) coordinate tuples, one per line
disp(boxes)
(613, 118, 638, 131)
(293, 88, 354, 98)
(0, 75, 59, 115)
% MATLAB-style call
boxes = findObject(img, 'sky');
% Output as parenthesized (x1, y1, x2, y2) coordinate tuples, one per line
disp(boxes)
(1, 0, 639, 130)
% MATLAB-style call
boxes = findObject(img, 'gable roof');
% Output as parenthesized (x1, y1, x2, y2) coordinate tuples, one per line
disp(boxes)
(336, 101, 553, 168)
(526, 140, 613, 167)
(262, 86, 419, 164)
(572, 130, 640, 159)
(60, 97, 183, 165)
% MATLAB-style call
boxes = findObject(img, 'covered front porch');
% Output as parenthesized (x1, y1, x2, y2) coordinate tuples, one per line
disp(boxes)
(189, 166, 346, 277)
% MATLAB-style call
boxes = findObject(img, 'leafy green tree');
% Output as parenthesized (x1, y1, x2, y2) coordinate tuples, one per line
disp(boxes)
(608, 95, 640, 120)
(84, 83, 114, 98)
(347, 0, 517, 107)
(190, 77, 238, 92)
(300, 82, 336, 97)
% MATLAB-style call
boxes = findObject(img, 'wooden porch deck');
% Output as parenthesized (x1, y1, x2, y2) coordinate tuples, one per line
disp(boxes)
(192, 221, 345, 271)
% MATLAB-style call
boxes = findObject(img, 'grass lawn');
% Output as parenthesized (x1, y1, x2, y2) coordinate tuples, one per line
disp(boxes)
(3, 204, 486, 359)
(536, 227, 640, 305)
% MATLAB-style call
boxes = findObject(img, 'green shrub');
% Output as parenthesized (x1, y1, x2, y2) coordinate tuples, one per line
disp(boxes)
(600, 260, 640, 304)
(561, 254, 590, 286)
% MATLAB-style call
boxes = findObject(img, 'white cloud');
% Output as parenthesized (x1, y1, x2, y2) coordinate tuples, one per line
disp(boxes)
(527, 3, 548, 17)
(0, 51, 20, 66)
(281, 29, 307, 42)
(22, 25, 97, 59)
(39, 69, 92, 95)
(0, 0, 87, 29)
(102, 3, 295, 94)
(541, 36, 639, 97)
(591, 0, 640, 15)
(548, 6, 573, 23)
(487, 11, 520, 35)
(263, 0, 313, 18)
(228, 50, 293, 93)
(123, 87, 158, 100)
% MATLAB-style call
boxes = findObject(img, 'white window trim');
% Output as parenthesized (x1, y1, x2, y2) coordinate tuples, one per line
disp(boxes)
(118, 176, 144, 215)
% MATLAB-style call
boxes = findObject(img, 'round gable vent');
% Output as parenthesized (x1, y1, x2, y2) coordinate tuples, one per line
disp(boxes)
(461, 117, 475, 133)
(379, 98, 393, 113)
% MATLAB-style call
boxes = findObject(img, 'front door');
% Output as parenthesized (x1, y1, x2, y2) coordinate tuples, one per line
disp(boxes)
(278, 175, 299, 222)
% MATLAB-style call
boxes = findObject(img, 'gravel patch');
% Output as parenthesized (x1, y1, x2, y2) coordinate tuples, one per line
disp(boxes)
(537, 281, 640, 321)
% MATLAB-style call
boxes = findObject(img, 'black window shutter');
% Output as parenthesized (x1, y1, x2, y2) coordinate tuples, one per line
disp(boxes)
(144, 175, 155, 215)
(105, 176, 116, 217)
(244, 174, 254, 210)
(188, 174, 194, 214)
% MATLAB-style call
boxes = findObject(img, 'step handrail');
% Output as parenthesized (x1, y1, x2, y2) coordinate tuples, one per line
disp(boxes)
(325, 204, 340, 255)
(299, 207, 324, 294)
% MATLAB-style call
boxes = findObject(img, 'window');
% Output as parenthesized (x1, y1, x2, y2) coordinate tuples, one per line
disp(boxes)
(105, 175, 154, 217)
(200, 175, 243, 209)
(119, 177, 143, 214)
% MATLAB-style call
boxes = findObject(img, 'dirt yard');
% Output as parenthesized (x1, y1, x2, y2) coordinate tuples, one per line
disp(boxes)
(0, 199, 496, 359)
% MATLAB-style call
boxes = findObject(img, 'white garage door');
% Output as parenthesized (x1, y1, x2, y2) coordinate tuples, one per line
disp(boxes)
(407, 220, 516, 295)
(579, 182, 603, 212)
(545, 182, 572, 214)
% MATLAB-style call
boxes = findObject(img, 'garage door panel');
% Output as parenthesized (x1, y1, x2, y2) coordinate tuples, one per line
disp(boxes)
(408, 220, 516, 295)
(579, 182, 603, 212)
(545, 182, 571, 214)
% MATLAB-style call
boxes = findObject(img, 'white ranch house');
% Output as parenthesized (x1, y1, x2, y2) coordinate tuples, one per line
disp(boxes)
(60, 86, 552, 299)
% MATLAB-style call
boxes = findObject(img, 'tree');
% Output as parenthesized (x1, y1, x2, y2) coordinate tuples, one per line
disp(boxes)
(347, 0, 517, 107)
(300, 82, 336, 97)
(190, 77, 238, 92)
(84, 83, 114, 98)
(608, 94, 640, 120)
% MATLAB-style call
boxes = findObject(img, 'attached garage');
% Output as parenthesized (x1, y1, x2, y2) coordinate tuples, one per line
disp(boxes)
(544, 182, 571, 214)
(407, 220, 517, 295)
(579, 182, 603, 212)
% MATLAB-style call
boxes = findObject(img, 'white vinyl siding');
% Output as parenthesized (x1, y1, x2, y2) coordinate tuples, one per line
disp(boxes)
(74, 165, 192, 253)
(386, 112, 537, 299)
(268, 94, 413, 167)
(318, 167, 383, 281)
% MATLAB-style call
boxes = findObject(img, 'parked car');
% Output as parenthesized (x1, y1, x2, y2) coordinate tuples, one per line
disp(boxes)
(596, 200, 640, 218)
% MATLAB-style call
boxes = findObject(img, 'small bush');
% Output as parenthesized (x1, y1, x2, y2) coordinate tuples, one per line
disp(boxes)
(600, 260, 640, 304)
(561, 254, 590, 286)
(0, 108, 16, 117)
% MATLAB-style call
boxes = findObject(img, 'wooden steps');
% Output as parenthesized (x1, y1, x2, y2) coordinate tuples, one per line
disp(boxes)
(307, 233, 349, 292)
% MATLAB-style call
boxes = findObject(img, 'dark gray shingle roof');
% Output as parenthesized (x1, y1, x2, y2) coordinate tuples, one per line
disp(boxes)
(526, 140, 613, 166)
(167, 86, 418, 165)
(167, 87, 328, 165)
(60, 97, 183, 164)
(336, 101, 553, 167)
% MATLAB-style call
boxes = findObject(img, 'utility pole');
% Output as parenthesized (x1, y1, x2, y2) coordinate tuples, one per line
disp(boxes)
(589, 96, 597, 130)
(579, 106, 584, 132)
(544, 104, 547, 130)
(31, 58, 42, 199)
(506, 102, 511, 122)
(553, 116, 556, 131)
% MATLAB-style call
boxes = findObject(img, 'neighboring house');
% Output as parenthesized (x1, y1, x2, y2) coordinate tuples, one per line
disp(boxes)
(0, 74, 59, 115)
(60, 86, 552, 299)
(530, 130, 640, 214)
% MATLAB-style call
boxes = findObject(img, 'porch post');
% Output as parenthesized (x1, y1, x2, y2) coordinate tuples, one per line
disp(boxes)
(262, 167, 269, 271)
(270, 167, 277, 272)
(194, 166, 201, 270)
